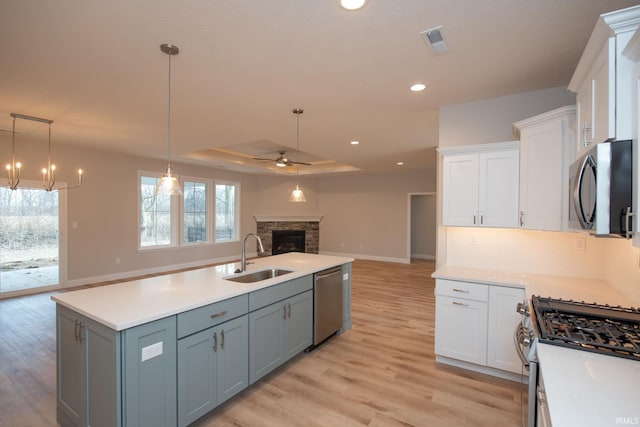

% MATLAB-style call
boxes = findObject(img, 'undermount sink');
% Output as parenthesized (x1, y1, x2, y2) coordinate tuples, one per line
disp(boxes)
(224, 268, 294, 283)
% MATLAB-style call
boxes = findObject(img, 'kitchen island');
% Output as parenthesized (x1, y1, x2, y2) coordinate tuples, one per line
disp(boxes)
(52, 252, 353, 427)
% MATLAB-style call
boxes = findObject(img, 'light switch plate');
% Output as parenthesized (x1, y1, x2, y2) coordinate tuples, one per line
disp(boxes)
(343, 273, 349, 281)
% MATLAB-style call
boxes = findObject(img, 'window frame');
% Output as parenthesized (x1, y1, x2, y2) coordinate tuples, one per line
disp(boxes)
(138, 171, 179, 250)
(214, 180, 241, 243)
(180, 176, 213, 245)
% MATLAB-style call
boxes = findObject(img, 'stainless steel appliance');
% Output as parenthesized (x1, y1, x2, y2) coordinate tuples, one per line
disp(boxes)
(515, 296, 640, 427)
(313, 266, 343, 346)
(568, 140, 633, 237)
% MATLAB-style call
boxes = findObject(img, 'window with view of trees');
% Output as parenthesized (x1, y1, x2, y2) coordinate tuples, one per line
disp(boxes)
(139, 174, 239, 249)
(183, 180, 208, 243)
(215, 182, 238, 242)
(140, 175, 172, 247)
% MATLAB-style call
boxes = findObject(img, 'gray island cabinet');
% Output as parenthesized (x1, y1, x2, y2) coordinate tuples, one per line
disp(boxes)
(53, 253, 352, 427)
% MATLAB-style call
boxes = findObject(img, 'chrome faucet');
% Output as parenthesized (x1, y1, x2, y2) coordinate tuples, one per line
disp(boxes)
(238, 233, 265, 273)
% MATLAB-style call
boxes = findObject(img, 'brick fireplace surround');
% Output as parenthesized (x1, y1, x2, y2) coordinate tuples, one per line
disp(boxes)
(255, 216, 322, 255)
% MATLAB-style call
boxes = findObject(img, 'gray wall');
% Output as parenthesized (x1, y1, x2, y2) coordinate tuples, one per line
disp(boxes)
(411, 194, 436, 260)
(1, 132, 437, 287)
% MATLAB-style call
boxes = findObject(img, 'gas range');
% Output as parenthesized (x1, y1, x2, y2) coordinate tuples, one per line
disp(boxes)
(531, 296, 640, 361)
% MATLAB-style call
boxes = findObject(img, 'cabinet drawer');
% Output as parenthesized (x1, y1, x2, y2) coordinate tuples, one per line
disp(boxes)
(435, 279, 489, 302)
(249, 275, 313, 312)
(177, 295, 248, 339)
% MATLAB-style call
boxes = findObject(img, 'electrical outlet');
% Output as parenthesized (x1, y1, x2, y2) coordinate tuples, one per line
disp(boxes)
(575, 237, 586, 251)
(634, 249, 640, 268)
(115, 258, 121, 265)
(470, 235, 477, 246)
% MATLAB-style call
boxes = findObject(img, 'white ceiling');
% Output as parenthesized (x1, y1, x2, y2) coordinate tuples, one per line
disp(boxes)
(1, 0, 639, 175)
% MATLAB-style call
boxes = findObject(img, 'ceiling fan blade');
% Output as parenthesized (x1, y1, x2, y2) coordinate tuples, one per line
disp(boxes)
(288, 160, 311, 166)
(253, 157, 275, 161)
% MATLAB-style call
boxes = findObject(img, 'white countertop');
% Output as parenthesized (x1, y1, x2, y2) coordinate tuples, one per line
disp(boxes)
(433, 265, 640, 427)
(52, 253, 353, 331)
(537, 343, 640, 427)
(432, 265, 635, 307)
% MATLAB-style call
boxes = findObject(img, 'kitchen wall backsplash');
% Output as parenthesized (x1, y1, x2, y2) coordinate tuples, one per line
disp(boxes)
(445, 227, 640, 304)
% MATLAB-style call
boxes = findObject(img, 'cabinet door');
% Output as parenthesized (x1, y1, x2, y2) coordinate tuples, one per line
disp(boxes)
(478, 149, 519, 228)
(123, 316, 177, 427)
(249, 302, 286, 384)
(217, 315, 248, 404)
(519, 121, 564, 231)
(487, 286, 525, 373)
(576, 78, 594, 153)
(592, 38, 615, 144)
(56, 306, 120, 427)
(177, 328, 217, 427)
(442, 154, 479, 226)
(435, 296, 488, 365)
(284, 290, 313, 361)
(56, 306, 85, 427)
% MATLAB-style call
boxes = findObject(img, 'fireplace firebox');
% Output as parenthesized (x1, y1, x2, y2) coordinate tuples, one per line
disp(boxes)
(272, 230, 305, 255)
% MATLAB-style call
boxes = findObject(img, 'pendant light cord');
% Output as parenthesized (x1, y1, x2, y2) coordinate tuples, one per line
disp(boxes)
(167, 50, 172, 170)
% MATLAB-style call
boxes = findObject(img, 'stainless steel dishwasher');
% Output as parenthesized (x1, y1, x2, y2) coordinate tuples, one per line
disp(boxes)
(313, 266, 343, 346)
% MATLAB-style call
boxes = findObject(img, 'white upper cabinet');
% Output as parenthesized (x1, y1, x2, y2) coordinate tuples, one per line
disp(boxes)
(569, 5, 640, 155)
(513, 106, 576, 232)
(440, 142, 520, 228)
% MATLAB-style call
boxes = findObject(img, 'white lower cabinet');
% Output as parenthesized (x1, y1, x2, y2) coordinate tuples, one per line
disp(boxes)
(435, 279, 525, 378)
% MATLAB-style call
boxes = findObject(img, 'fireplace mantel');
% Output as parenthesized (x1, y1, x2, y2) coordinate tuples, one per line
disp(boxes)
(254, 215, 323, 222)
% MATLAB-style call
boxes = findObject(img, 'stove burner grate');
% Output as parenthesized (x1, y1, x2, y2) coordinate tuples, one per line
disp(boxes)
(532, 296, 640, 361)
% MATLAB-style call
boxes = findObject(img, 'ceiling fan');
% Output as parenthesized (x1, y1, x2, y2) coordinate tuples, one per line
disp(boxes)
(253, 150, 311, 168)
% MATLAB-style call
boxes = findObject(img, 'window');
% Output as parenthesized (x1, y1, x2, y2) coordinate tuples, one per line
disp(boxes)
(183, 180, 209, 244)
(140, 175, 174, 247)
(138, 174, 239, 249)
(215, 182, 239, 242)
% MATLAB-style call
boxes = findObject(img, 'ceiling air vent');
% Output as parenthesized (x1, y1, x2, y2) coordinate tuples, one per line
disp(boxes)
(421, 26, 448, 54)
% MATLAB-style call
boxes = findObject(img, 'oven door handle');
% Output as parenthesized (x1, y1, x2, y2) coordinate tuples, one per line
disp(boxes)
(513, 323, 530, 369)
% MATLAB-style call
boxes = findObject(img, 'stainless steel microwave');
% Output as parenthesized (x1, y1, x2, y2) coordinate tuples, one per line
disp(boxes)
(568, 140, 633, 237)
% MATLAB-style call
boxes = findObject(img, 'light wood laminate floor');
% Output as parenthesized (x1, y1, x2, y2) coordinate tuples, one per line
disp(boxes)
(0, 259, 526, 426)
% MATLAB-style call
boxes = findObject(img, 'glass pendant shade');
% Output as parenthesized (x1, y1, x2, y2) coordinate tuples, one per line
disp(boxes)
(156, 166, 182, 195)
(289, 184, 306, 202)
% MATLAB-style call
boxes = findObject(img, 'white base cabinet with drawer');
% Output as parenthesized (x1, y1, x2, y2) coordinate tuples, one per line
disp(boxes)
(435, 279, 525, 381)
(435, 280, 488, 365)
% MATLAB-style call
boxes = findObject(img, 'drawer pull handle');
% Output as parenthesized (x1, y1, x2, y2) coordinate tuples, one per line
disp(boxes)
(452, 288, 469, 293)
(452, 301, 469, 307)
(210, 310, 228, 319)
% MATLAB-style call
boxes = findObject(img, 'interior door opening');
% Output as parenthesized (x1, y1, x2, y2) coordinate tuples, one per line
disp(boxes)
(0, 183, 60, 294)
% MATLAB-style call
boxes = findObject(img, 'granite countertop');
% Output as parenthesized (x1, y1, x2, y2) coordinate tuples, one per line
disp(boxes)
(432, 265, 640, 426)
(52, 252, 353, 331)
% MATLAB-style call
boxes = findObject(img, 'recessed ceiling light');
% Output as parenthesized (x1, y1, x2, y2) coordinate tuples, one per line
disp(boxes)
(350, 140, 360, 145)
(396, 162, 404, 166)
(410, 83, 426, 92)
(338, 0, 368, 11)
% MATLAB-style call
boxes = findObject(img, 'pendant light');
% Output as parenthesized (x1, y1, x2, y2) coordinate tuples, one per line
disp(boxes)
(155, 43, 182, 196)
(289, 108, 306, 202)
(6, 112, 83, 191)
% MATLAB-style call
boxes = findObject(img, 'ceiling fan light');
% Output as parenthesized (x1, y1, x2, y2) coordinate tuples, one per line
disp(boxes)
(276, 160, 287, 167)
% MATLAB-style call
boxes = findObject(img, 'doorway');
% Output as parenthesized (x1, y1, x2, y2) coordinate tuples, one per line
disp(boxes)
(0, 182, 61, 294)
(408, 193, 437, 262)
